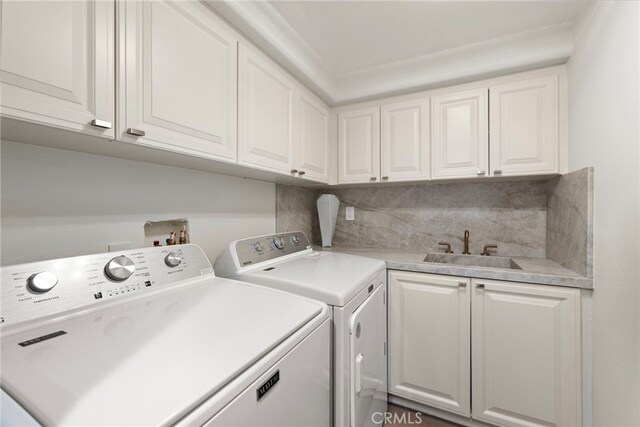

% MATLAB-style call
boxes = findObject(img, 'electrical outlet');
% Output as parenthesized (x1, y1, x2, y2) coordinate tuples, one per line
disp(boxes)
(346, 206, 355, 221)
(109, 242, 133, 252)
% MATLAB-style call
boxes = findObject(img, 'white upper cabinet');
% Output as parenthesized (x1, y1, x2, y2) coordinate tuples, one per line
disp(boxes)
(238, 43, 297, 174)
(472, 279, 581, 427)
(388, 271, 470, 416)
(295, 92, 330, 183)
(489, 75, 559, 176)
(0, 0, 114, 138)
(381, 99, 430, 182)
(118, 0, 237, 161)
(338, 107, 381, 184)
(431, 88, 488, 179)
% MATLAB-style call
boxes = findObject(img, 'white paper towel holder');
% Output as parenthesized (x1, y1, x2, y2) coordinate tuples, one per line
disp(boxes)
(317, 194, 340, 247)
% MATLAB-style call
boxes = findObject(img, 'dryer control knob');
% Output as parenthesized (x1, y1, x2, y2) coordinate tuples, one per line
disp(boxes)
(165, 252, 182, 267)
(28, 272, 58, 293)
(105, 256, 135, 281)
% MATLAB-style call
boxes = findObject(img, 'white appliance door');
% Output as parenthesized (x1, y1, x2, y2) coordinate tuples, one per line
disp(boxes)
(349, 284, 387, 427)
(205, 320, 331, 426)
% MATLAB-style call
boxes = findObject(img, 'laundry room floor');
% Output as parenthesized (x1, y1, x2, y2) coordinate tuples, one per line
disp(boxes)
(385, 404, 460, 426)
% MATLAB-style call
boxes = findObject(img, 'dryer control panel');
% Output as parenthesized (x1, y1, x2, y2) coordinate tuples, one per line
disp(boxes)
(0, 244, 213, 326)
(235, 232, 311, 267)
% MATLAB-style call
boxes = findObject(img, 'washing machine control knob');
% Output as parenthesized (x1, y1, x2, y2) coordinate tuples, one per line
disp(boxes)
(28, 272, 59, 293)
(273, 236, 285, 250)
(105, 256, 136, 281)
(165, 252, 182, 267)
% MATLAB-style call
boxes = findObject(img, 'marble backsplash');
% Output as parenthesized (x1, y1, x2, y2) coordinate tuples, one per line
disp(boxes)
(277, 168, 594, 277)
(277, 180, 549, 258)
(546, 167, 594, 277)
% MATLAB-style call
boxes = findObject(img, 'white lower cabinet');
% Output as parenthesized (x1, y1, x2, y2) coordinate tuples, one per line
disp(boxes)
(388, 271, 470, 416)
(388, 272, 581, 427)
(472, 279, 581, 427)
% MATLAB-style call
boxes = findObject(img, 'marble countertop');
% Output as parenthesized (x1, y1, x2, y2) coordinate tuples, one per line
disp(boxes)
(315, 246, 593, 289)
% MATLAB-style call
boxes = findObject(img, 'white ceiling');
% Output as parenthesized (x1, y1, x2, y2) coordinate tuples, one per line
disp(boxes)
(269, 1, 585, 76)
(208, 1, 589, 105)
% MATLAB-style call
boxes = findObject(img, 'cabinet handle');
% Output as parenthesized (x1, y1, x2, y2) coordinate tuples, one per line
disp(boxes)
(290, 169, 298, 174)
(90, 119, 112, 129)
(477, 170, 486, 176)
(458, 281, 467, 287)
(494, 170, 503, 175)
(382, 176, 389, 181)
(298, 170, 306, 176)
(370, 177, 377, 181)
(126, 128, 146, 137)
(476, 283, 485, 289)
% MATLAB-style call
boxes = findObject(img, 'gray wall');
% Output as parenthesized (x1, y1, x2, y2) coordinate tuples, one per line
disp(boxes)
(1, 141, 276, 265)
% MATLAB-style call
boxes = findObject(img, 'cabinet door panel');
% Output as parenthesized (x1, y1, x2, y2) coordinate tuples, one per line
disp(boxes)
(119, 0, 237, 161)
(1, 0, 114, 137)
(431, 89, 488, 179)
(388, 271, 470, 416)
(472, 279, 580, 427)
(381, 99, 429, 182)
(489, 76, 558, 176)
(338, 107, 380, 184)
(238, 44, 295, 174)
(297, 93, 329, 183)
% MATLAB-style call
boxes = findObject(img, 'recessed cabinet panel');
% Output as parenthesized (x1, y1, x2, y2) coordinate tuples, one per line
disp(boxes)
(472, 280, 580, 427)
(238, 43, 295, 174)
(388, 271, 470, 416)
(431, 89, 488, 179)
(0, 0, 114, 138)
(119, 0, 237, 161)
(381, 99, 429, 182)
(296, 93, 330, 183)
(338, 107, 380, 184)
(489, 76, 559, 176)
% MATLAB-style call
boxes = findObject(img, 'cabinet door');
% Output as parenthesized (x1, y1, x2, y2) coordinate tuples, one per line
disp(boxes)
(489, 76, 559, 176)
(431, 89, 488, 179)
(472, 279, 580, 427)
(338, 107, 380, 184)
(238, 43, 296, 174)
(0, 0, 114, 138)
(119, 0, 237, 161)
(381, 99, 430, 182)
(388, 271, 470, 416)
(296, 92, 330, 183)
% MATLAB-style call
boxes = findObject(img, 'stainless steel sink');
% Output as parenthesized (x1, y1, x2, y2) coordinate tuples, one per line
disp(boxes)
(423, 252, 522, 270)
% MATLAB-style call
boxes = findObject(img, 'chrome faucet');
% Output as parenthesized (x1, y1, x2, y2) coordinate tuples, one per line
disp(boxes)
(462, 230, 471, 255)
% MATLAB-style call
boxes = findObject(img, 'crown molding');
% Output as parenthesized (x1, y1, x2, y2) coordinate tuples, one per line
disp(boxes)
(204, 0, 337, 102)
(333, 22, 574, 105)
(205, 1, 574, 107)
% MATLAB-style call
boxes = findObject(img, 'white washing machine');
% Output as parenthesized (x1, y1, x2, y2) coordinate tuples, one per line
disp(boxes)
(215, 232, 388, 427)
(0, 244, 331, 426)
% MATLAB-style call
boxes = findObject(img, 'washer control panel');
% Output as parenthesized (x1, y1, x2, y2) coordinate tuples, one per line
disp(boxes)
(0, 244, 213, 326)
(235, 232, 311, 267)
